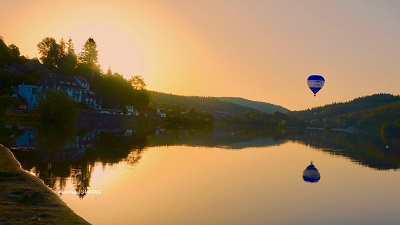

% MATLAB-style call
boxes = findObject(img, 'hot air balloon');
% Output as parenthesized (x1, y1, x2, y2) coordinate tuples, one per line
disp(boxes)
(302, 161, 320, 183)
(307, 75, 325, 96)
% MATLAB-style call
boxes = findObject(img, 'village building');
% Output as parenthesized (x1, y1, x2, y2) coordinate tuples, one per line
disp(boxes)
(17, 85, 43, 108)
(18, 73, 101, 109)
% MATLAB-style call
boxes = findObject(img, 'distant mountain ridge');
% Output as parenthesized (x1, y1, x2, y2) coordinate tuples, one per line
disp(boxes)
(150, 91, 288, 114)
(218, 97, 289, 114)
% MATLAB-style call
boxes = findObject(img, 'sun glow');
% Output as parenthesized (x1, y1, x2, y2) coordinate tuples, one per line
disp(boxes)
(2, 0, 400, 110)
(62, 24, 145, 77)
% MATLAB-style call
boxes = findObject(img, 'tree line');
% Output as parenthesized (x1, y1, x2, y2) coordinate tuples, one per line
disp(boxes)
(288, 93, 400, 135)
(0, 36, 150, 116)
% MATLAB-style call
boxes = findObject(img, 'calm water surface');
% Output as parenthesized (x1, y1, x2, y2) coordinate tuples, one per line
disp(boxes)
(7, 127, 400, 224)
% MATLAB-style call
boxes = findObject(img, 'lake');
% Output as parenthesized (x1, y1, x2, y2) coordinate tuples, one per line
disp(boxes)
(8, 126, 400, 224)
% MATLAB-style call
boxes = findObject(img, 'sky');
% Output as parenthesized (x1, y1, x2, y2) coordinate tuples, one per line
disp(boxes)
(1, 0, 400, 111)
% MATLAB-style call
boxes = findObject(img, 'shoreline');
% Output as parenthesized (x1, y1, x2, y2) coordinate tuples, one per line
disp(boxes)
(0, 144, 90, 225)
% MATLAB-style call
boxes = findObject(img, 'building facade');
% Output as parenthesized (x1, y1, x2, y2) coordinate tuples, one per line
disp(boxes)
(17, 85, 43, 108)
(18, 73, 101, 109)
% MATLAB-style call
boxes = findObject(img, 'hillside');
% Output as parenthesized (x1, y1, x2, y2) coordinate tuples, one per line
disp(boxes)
(218, 97, 288, 114)
(150, 91, 261, 114)
(288, 93, 400, 133)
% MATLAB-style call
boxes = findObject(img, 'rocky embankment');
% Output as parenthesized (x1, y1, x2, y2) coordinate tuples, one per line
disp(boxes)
(0, 144, 90, 225)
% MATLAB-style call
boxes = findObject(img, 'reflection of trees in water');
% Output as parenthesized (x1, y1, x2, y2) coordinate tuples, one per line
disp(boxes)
(287, 130, 400, 170)
(70, 163, 93, 199)
(123, 149, 144, 166)
(12, 124, 400, 200)
(13, 126, 149, 196)
(29, 161, 72, 192)
(37, 122, 77, 151)
(147, 125, 286, 148)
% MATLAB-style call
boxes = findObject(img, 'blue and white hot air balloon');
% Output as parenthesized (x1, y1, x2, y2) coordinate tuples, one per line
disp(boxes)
(307, 75, 325, 96)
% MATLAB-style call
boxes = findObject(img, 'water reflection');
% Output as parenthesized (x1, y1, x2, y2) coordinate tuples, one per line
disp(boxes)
(2, 125, 400, 199)
(302, 161, 321, 183)
(37, 122, 76, 151)
(286, 130, 400, 170)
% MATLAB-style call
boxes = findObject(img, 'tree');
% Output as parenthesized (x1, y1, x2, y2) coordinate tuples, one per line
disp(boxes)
(37, 37, 61, 69)
(0, 94, 13, 119)
(38, 89, 78, 124)
(106, 67, 112, 76)
(131, 89, 150, 109)
(129, 75, 147, 90)
(78, 37, 101, 76)
(8, 44, 20, 61)
(0, 38, 12, 66)
(58, 37, 78, 75)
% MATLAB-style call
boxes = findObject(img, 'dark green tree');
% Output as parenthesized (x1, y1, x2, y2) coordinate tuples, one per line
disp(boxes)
(0, 94, 13, 120)
(97, 72, 150, 110)
(0, 38, 12, 66)
(77, 37, 101, 76)
(131, 89, 150, 110)
(37, 37, 63, 69)
(38, 89, 78, 124)
(8, 44, 20, 62)
(58, 37, 78, 75)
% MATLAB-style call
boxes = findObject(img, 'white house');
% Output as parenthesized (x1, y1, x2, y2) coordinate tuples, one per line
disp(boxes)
(18, 73, 101, 109)
(156, 108, 166, 117)
(126, 105, 139, 115)
(37, 73, 85, 102)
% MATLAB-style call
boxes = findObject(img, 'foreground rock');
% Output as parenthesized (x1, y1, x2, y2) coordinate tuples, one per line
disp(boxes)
(0, 144, 90, 225)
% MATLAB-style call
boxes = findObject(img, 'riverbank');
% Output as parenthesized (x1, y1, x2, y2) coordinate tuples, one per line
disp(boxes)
(0, 144, 90, 225)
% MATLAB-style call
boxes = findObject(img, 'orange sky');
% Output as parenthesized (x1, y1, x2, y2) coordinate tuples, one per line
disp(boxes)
(1, 0, 400, 110)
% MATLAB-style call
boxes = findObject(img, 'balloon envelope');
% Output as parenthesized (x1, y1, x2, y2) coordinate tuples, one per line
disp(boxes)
(307, 75, 325, 96)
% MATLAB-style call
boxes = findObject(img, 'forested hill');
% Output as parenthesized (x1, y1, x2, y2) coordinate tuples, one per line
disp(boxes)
(288, 93, 400, 132)
(218, 97, 288, 114)
(150, 91, 273, 114)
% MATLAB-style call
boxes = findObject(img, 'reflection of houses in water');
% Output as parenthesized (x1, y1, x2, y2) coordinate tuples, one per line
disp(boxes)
(13, 127, 139, 162)
(14, 127, 37, 147)
(70, 166, 82, 186)
(124, 130, 134, 136)
(155, 127, 165, 135)
(302, 161, 321, 183)
(13, 127, 102, 162)
(42, 129, 102, 162)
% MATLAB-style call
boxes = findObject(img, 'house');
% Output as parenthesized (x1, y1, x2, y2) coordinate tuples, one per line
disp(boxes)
(83, 90, 101, 110)
(6, 63, 29, 75)
(156, 108, 166, 117)
(74, 76, 90, 90)
(214, 111, 231, 119)
(24, 59, 49, 72)
(18, 85, 43, 108)
(37, 73, 85, 102)
(18, 73, 101, 109)
(126, 105, 139, 115)
(38, 73, 101, 109)
(14, 127, 37, 147)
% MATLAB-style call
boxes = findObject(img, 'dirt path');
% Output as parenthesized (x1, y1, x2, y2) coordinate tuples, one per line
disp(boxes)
(0, 145, 90, 225)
